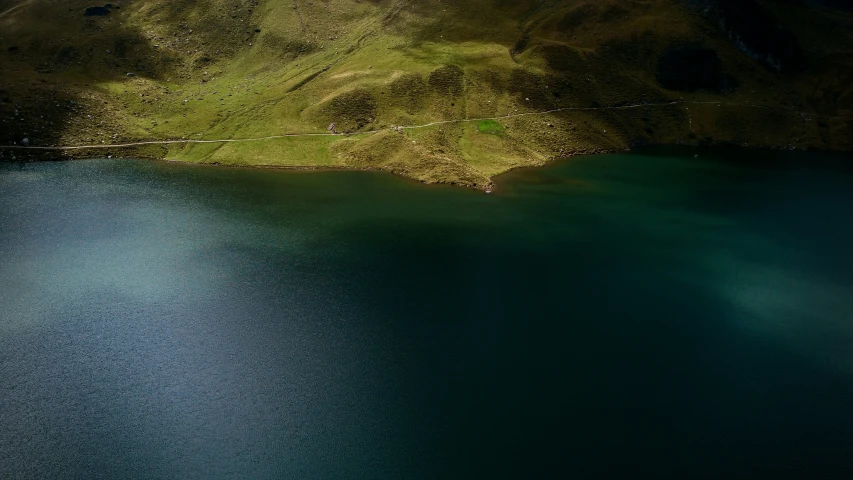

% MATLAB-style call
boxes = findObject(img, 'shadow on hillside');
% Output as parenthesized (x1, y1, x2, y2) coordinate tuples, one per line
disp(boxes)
(0, 0, 260, 157)
(0, 2, 172, 155)
(386, 0, 543, 46)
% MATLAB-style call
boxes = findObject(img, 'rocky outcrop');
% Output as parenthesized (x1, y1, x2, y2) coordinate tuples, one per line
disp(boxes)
(688, 0, 807, 74)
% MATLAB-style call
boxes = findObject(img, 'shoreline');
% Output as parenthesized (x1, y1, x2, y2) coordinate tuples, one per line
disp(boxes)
(2, 98, 850, 191)
(2, 141, 850, 194)
(5, 120, 848, 192)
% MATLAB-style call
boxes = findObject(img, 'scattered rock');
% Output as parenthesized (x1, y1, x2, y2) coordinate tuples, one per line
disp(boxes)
(21, 138, 30, 147)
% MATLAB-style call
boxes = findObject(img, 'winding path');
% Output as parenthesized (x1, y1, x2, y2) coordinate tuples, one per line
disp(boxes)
(0, 100, 843, 151)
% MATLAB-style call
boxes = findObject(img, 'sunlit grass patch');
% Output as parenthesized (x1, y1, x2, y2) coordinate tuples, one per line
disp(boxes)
(477, 119, 505, 135)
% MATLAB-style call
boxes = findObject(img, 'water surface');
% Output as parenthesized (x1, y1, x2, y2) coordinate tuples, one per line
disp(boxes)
(1, 149, 852, 479)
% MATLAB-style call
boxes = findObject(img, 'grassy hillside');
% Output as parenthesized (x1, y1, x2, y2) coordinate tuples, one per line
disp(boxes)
(1, 0, 851, 187)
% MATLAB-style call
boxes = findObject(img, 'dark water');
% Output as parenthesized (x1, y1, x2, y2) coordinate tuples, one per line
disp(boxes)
(1, 149, 852, 479)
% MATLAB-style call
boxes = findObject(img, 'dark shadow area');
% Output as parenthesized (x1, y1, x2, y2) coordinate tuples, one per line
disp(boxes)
(84, 6, 112, 17)
(804, 0, 853, 11)
(385, 0, 545, 46)
(0, 0, 261, 159)
(715, 0, 807, 73)
(658, 45, 736, 92)
(0, 0, 176, 157)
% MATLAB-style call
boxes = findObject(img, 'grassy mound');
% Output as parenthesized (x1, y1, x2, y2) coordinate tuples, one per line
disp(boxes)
(477, 120, 506, 135)
(308, 88, 377, 133)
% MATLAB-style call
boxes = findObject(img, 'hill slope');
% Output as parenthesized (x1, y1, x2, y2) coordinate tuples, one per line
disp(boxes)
(1, 0, 851, 187)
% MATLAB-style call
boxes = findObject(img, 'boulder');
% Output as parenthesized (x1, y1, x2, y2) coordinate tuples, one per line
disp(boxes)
(84, 6, 111, 17)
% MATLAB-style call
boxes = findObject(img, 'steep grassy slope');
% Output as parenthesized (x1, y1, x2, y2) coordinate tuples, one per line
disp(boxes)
(1, 0, 851, 187)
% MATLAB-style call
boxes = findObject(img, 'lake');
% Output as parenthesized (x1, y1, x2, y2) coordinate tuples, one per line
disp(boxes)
(1, 148, 852, 479)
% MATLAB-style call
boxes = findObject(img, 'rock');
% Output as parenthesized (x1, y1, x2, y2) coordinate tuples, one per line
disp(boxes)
(126, 72, 135, 77)
(84, 6, 111, 17)
(21, 138, 30, 147)
(327, 122, 337, 133)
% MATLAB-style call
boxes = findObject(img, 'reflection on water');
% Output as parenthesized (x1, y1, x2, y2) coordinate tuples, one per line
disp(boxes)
(1, 149, 852, 479)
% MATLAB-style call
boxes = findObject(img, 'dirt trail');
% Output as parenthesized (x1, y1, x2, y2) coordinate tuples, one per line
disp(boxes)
(0, 100, 845, 151)
(0, 1, 33, 20)
(293, 0, 306, 32)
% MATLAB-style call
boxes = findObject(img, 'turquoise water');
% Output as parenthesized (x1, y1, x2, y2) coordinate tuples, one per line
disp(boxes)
(1, 149, 852, 478)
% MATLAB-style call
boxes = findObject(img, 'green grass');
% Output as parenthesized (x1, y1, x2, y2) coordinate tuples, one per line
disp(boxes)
(2, 0, 851, 187)
(477, 119, 506, 135)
